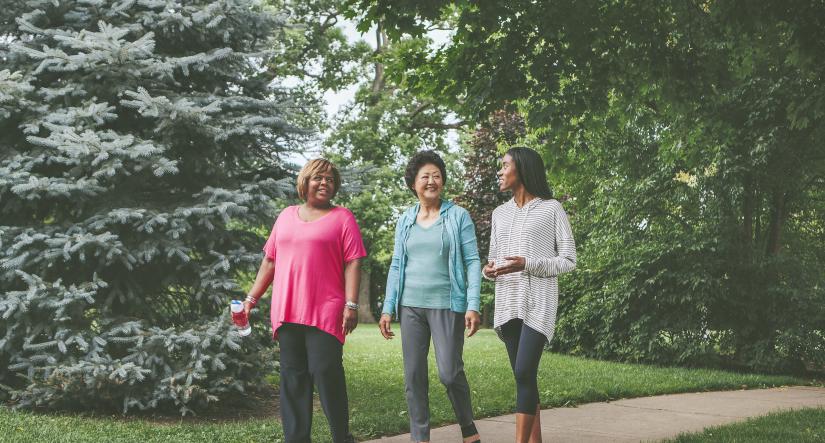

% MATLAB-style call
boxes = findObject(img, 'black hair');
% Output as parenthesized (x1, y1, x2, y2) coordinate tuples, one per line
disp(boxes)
(505, 146, 553, 199)
(404, 150, 448, 196)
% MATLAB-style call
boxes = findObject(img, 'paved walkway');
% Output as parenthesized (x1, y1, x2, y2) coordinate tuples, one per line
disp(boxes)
(364, 386, 825, 442)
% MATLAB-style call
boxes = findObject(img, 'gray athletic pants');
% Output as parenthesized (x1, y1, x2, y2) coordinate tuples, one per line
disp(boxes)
(400, 306, 475, 442)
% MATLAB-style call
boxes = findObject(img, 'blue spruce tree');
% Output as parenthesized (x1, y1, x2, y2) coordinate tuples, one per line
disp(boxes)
(0, 0, 312, 414)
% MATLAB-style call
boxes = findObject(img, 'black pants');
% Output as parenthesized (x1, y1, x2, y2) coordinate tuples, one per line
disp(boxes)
(500, 318, 546, 414)
(278, 323, 351, 443)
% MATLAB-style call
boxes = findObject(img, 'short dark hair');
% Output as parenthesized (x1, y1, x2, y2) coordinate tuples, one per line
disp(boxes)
(404, 150, 448, 196)
(506, 146, 553, 199)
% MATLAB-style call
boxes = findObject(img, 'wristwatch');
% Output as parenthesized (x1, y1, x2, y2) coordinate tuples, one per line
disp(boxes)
(345, 301, 358, 310)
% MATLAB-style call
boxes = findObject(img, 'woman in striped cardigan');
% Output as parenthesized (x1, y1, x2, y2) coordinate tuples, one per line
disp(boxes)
(482, 147, 577, 443)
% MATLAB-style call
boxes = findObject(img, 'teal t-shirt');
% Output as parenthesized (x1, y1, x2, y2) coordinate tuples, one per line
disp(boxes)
(400, 217, 452, 309)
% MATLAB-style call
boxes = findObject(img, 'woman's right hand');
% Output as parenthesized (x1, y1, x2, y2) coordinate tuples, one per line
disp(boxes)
(483, 260, 496, 279)
(378, 314, 394, 340)
(243, 300, 254, 317)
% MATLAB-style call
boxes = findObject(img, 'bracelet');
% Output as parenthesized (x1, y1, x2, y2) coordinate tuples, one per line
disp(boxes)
(245, 294, 258, 306)
(345, 301, 358, 310)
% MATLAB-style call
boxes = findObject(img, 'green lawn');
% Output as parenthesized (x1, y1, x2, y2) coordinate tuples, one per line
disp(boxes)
(667, 407, 825, 442)
(0, 326, 812, 442)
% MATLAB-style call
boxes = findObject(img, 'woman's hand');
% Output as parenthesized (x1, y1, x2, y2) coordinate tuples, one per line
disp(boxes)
(494, 256, 526, 276)
(465, 310, 481, 337)
(482, 260, 496, 279)
(342, 259, 361, 336)
(378, 314, 395, 340)
(342, 307, 358, 335)
(243, 300, 254, 317)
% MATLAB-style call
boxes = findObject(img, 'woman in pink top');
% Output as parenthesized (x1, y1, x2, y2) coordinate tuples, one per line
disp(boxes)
(244, 158, 366, 443)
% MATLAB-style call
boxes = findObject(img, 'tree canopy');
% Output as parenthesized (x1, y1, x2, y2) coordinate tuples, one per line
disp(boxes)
(349, 0, 825, 371)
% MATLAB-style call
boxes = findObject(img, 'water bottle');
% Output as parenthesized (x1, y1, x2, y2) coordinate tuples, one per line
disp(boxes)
(230, 300, 251, 336)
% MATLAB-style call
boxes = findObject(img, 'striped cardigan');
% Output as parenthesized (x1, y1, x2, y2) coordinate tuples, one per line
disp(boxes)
(484, 198, 577, 342)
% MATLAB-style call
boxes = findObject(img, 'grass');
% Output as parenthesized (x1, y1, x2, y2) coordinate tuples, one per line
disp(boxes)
(667, 407, 825, 442)
(0, 326, 814, 442)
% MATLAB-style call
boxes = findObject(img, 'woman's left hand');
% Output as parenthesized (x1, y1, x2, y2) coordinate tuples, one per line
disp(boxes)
(494, 256, 526, 276)
(465, 310, 481, 337)
(342, 307, 358, 335)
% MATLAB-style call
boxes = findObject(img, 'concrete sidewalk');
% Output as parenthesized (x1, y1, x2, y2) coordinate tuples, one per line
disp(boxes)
(364, 386, 825, 442)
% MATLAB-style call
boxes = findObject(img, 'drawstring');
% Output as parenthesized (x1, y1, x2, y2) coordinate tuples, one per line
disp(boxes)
(505, 198, 540, 273)
(438, 216, 446, 256)
(522, 199, 536, 246)
(506, 199, 518, 260)
(522, 199, 539, 292)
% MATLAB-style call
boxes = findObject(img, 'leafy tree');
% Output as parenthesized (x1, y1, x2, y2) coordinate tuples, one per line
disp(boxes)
(272, 0, 371, 91)
(0, 0, 315, 413)
(454, 110, 521, 324)
(322, 25, 466, 318)
(350, 0, 825, 371)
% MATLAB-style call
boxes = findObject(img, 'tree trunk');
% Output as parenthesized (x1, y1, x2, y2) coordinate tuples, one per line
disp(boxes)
(370, 22, 388, 95)
(754, 195, 762, 247)
(481, 304, 494, 328)
(741, 174, 754, 261)
(765, 190, 786, 256)
(357, 268, 375, 323)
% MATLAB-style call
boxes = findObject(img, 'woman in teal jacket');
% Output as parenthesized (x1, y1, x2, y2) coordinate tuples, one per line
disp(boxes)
(378, 150, 482, 443)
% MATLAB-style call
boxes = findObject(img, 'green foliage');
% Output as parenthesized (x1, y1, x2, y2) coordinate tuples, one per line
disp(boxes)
(0, 0, 310, 413)
(349, 0, 825, 372)
(268, 0, 372, 92)
(454, 110, 522, 322)
(455, 110, 523, 263)
(322, 27, 467, 317)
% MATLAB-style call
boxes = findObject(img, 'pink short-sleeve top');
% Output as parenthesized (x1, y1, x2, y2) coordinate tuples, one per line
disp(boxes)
(263, 205, 367, 344)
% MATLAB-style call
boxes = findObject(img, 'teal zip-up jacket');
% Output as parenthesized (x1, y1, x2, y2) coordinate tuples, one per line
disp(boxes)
(382, 199, 482, 317)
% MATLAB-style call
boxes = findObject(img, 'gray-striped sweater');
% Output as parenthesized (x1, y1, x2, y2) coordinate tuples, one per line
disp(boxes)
(484, 198, 577, 342)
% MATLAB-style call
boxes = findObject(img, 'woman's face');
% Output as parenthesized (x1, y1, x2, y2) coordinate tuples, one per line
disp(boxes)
(497, 154, 520, 192)
(414, 163, 444, 202)
(306, 168, 336, 205)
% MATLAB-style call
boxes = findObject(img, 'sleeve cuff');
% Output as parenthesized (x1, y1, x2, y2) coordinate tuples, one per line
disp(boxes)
(524, 257, 537, 275)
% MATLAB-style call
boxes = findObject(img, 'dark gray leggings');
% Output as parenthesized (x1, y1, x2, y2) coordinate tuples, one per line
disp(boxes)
(500, 318, 546, 414)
